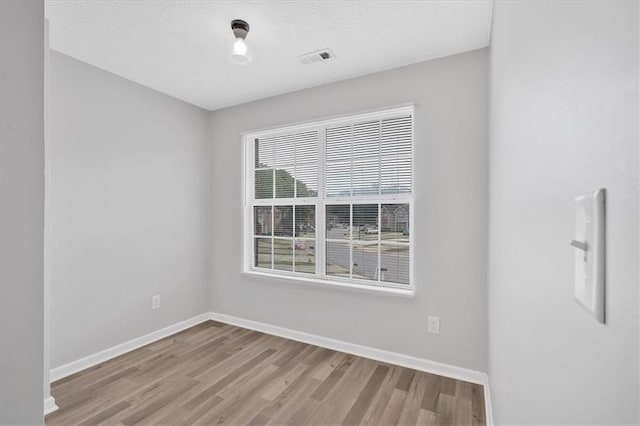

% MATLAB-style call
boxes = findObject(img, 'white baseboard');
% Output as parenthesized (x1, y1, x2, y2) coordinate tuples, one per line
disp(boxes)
(44, 395, 58, 415)
(484, 376, 494, 426)
(48, 311, 493, 425)
(210, 312, 487, 384)
(210, 312, 493, 424)
(49, 313, 211, 382)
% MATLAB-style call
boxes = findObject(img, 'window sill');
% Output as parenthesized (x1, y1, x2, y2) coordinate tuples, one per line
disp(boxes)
(242, 270, 416, 298)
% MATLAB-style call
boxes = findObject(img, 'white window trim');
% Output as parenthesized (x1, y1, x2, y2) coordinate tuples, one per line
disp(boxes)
(242, 104, 415, 296)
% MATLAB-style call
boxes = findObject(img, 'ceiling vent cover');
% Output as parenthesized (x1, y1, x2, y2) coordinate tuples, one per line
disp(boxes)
(299, 49, 335, 65)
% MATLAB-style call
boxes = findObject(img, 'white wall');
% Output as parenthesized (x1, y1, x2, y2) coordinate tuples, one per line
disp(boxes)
(48, 52, 211, 368)
(209, 49, 489, 372)
(489, 1, 639, 424)
(0, 0, 45, 424)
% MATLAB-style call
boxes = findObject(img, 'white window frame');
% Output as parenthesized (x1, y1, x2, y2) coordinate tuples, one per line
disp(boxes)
(242, 104, 415, 296)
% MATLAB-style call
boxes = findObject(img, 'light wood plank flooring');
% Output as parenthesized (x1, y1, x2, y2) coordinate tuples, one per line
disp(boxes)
(46, 321, 485, 425)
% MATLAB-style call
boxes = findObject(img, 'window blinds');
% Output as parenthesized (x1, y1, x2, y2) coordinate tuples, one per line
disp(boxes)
(325, 114, 412, 197)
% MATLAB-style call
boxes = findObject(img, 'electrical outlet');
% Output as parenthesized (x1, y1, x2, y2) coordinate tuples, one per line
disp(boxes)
(427, 316, 440, 334)
(151, 295, 161, 310)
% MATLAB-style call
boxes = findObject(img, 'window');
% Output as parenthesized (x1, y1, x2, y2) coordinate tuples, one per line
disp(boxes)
(244, 105, 413, 293)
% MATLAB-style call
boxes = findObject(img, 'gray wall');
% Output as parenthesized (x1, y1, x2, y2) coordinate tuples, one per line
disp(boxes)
(0, 1, 45, 424)
(48, 52, 211, 368)
(209, 49, 489, 372)
(489, 1, 639, 424)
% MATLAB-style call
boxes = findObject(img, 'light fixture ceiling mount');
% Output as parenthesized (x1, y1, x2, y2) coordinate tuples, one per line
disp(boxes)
(230, 19, 252, 65)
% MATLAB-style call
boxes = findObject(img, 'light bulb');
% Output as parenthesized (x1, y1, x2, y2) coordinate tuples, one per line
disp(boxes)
(233, 38, 247, 55)
(231, 37, 251, 65)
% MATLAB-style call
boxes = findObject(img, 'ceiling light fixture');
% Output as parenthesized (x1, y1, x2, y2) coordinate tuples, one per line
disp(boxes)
(230, 19, 252, 65)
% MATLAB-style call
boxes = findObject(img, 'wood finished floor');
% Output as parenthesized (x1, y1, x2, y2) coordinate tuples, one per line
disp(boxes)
(46, 321, 486, 426)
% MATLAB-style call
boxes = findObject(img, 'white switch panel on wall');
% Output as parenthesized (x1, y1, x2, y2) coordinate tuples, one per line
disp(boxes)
(572, 189, 605, 323)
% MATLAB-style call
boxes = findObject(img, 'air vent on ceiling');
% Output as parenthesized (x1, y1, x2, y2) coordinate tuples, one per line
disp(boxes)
(299, 49, 335, 65)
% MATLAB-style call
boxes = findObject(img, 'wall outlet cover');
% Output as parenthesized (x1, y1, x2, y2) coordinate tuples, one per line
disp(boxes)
(427, 316, 440, 334)
(151, 295, 161, 310)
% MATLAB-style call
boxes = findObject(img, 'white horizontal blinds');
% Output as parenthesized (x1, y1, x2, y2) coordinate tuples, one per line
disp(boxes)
(326, 125, 352, 197)
(296, 131, 319, 163)
(255, 137, 274, 168)
(352, 120, 381, 196)
(255, 131, 319, 199)
(255, 137, 275, 199)
(274, 134, 296, 198)
(323, 112, 412, 286)
(249, 106, 413, 289)
(252, 130, 319, 274)
(295, 131, 319, 198)
(325, 114, 412, 197)
(381, 115, 412, 194)
(275, 134, 296, 166)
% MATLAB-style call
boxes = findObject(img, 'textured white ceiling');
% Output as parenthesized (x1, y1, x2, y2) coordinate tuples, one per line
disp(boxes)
(45, 1, 493, 111)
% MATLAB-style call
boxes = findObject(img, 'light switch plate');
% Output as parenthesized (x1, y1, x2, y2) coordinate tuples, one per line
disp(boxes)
(573, 189, 605, 323)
